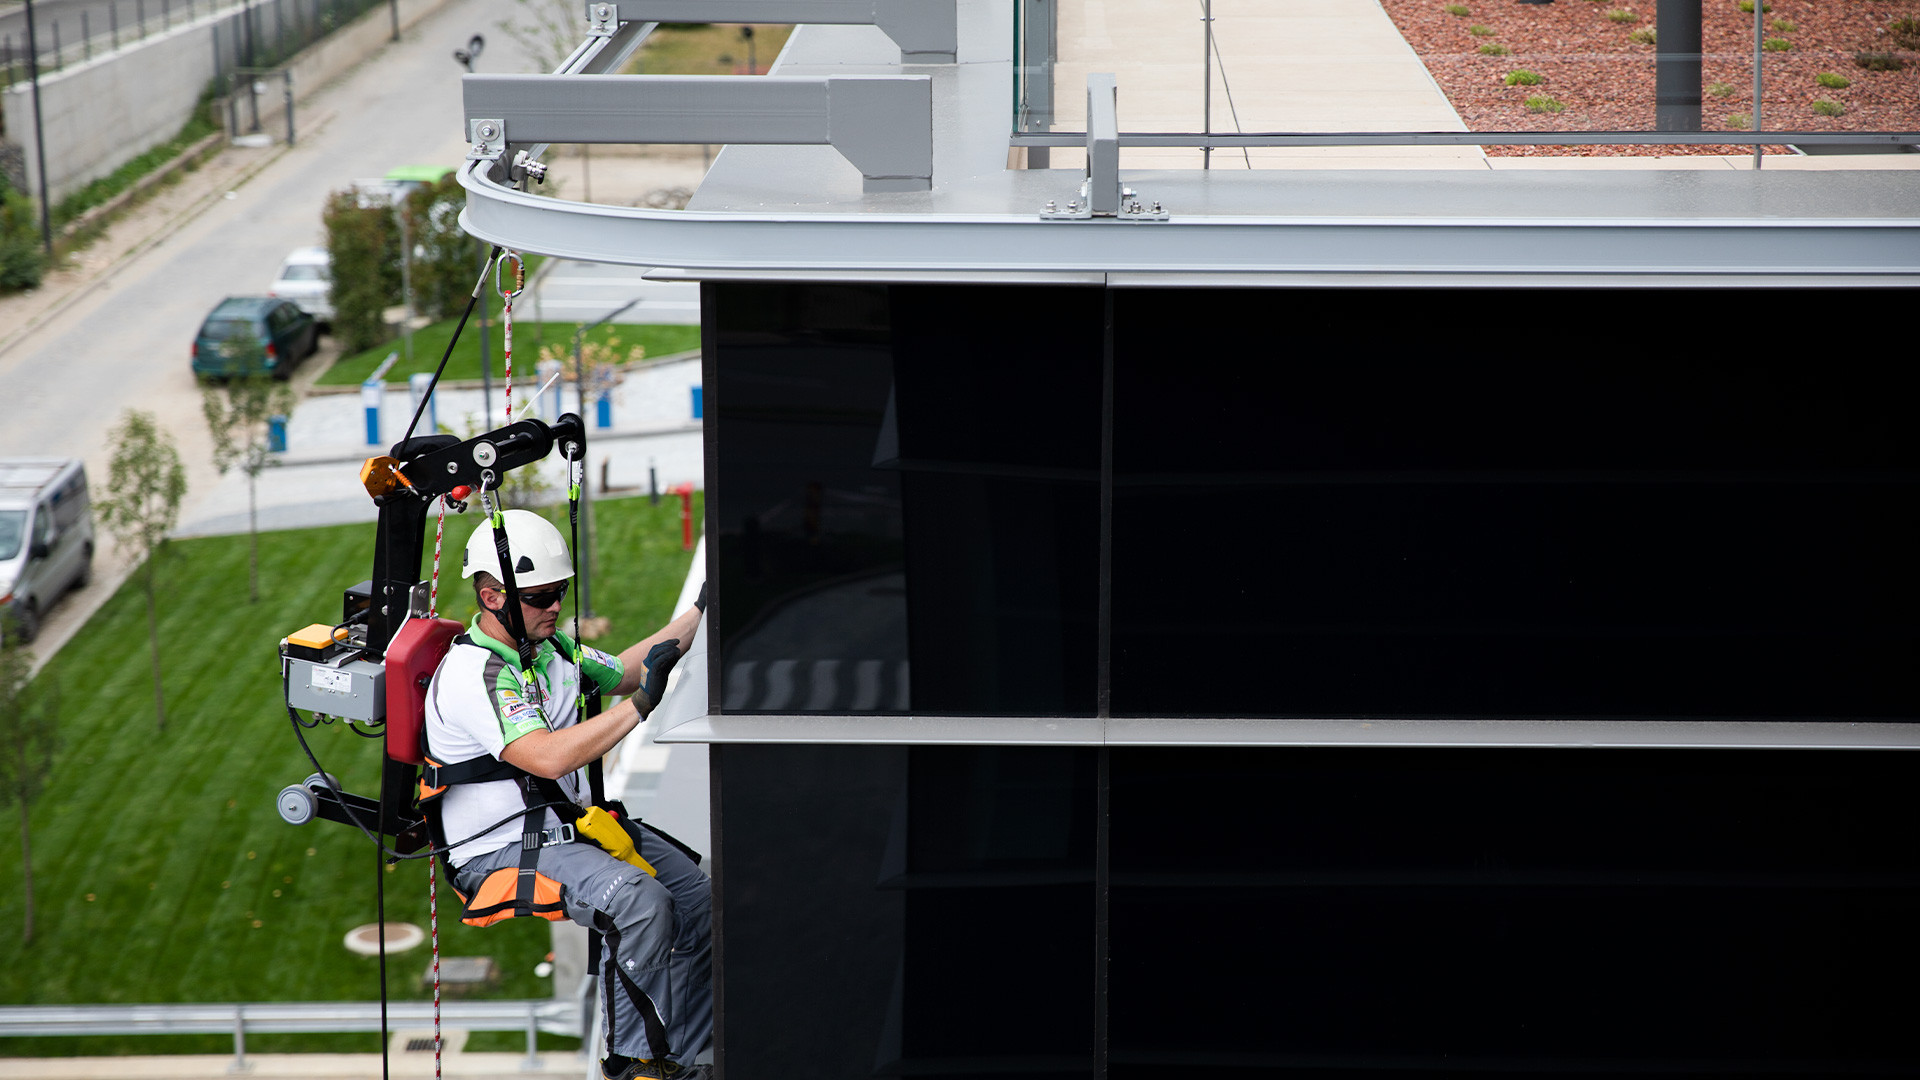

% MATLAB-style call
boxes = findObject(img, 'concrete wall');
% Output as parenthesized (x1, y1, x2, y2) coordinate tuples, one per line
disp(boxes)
(3, 0, 446, 204)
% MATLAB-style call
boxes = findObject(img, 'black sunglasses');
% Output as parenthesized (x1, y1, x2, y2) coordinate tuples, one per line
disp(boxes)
(513, 582, 569, 609)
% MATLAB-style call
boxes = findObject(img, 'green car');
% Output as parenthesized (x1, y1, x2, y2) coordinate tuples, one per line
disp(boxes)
(191, 296, 318, 379)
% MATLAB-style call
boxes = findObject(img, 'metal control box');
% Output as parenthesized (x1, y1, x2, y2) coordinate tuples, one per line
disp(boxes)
(285, 656, 387, 722)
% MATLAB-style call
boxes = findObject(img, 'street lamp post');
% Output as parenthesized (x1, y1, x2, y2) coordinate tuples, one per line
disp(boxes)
(22, 0, 52, 254)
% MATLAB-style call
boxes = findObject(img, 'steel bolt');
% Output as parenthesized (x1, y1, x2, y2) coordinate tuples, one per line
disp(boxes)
(1045, 200, 1057, 212)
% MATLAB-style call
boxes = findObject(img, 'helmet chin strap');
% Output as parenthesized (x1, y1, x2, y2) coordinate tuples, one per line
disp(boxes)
(480, 487, 541, 690)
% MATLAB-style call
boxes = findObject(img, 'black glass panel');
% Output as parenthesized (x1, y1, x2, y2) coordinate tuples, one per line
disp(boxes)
(1109, 289, 1920, 720)
(888, 286, 1103, 715)
(713, 744, 1094, 1080)
(1106, 747, 1920, 1073)
(712, 282, 1102, 716)
(709, 283, 911, 713)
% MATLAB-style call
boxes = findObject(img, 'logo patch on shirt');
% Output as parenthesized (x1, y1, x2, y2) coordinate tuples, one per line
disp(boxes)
(584, 646, 617, 669)
(497, 685, 543, 728)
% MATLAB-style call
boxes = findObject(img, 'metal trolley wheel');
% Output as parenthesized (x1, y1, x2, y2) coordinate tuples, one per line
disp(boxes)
(277, 784, 317, 825)
(277, 773, 342, 825)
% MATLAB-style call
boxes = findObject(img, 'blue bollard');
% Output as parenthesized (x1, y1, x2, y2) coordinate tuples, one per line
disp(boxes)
(362, 378, 384, 445)
(268, 414, 287, 453)
(596, 395, 612, 429)
(691, 385, 704, 419)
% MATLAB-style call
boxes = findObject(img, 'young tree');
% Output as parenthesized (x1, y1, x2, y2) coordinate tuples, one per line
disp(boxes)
(0, 615, 58, 945)
(499, 0, 585, 73)
(99, 410, 187, 732)
(202, 373, 292, 603)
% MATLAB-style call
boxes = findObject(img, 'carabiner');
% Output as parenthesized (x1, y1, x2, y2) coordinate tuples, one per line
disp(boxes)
(495, 250, 525, 302)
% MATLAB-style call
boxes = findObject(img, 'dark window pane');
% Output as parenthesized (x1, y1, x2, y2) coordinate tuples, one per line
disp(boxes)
(712, 283, 1102, 715)
(710, 282, 911, 712)
(1110, 289, 1920, 720)
(1107, 747, 1920, 1071)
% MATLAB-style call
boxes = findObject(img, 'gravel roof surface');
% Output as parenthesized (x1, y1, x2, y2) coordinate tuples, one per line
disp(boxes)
(1377, 0, 1920, 154)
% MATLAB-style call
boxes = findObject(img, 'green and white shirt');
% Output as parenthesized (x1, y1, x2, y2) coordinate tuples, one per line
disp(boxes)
(422, 616, 623, 864)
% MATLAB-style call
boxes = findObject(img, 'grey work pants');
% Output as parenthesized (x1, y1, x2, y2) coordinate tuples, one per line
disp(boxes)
(455, 826, 713, 1063)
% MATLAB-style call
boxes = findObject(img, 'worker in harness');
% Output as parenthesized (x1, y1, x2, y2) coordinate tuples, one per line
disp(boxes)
(421, 509, 711, 1080)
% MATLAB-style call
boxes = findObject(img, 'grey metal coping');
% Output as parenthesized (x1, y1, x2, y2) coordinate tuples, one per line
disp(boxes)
(460, 159, 1920, 281)
(653, 714, 1920, 750)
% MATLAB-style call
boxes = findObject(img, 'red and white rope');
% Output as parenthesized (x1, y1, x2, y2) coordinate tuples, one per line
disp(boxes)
(499, 253, 523, 426)
(430, 854, 442, 1080)
(429, 498, 447, 616)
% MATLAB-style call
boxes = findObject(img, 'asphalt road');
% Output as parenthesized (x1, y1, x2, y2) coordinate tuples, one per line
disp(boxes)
(0, 0, 544, 660)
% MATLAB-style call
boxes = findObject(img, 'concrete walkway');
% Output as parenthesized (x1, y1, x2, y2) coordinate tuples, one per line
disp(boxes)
(173, 357, 705, 539)
(1049, 0, 1486, 169)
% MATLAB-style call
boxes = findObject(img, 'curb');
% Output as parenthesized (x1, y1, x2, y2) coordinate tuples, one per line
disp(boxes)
(303, 349, 703, 395)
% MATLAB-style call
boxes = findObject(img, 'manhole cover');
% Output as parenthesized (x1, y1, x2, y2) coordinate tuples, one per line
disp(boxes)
(343, 922, 425, 956)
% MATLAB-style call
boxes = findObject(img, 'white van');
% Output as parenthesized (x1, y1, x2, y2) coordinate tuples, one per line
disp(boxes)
(0, 459, 95, 643)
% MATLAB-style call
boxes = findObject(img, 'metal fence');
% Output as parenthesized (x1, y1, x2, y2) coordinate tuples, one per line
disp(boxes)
(1, 0, 386, 89)
(0, 998, 581, 1071)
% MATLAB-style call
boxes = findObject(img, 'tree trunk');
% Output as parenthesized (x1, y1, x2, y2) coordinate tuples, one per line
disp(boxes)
(18, 799, 33, 946)
(144, 558, 166, 732)
(247, 471, 260, 604)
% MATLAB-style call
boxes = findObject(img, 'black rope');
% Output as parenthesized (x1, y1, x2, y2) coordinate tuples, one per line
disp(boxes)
(398, 246, 503, 449)
(376, 767, 391, 1080)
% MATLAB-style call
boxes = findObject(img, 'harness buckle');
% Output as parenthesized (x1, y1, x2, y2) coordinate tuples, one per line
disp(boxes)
(522, 823, 576, 850)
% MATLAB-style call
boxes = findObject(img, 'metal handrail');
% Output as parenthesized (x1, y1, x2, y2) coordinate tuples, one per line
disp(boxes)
(0, 998, 579, 1071)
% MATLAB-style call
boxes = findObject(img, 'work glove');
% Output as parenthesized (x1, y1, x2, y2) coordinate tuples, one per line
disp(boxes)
(642, 639, 682, 708)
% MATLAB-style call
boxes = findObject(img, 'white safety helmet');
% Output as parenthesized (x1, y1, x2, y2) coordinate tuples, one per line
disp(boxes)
(462, 510, 575, 589)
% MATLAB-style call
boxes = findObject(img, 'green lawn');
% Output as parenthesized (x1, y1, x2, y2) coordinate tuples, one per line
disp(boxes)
(0, 493, 702, 1056)
(319, 322, 701, 388)
(628, 23, 797, 75)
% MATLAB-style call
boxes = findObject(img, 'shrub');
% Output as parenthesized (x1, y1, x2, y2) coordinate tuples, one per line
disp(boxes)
(1629, 27, 1657, 43)
(1735, 0, 1770, 12)
(1525, 95, 1567, 113)
(1505, 69, 1543, 85)
(402, 176, 484, 322)
(1478, 42, 1512, 54)
(1854, 51, 1903, 72)
(1889, 17, 1920, 49)
(1815, 72, 1850, 89)
(1469, 23, 1495, 35)
(0, 185, 46, 291)
(1708, 81, 1735, 98)
(1443, 3, 1470, 14)
(1769, 19, 1795, 31)
(322, 190, 403, 355)
(1811, 98, 1845, 117)
(1762, 37, 1791, 51)
(1726, 112, 1752, 129)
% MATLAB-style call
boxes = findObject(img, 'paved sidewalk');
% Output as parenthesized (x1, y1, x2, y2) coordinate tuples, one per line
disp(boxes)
(174, 356, 705, 538)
